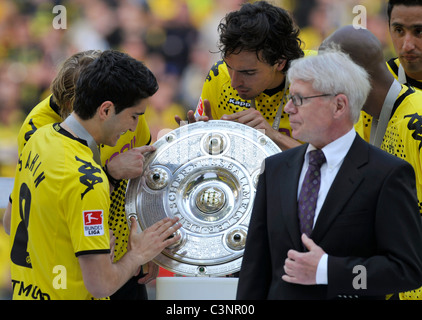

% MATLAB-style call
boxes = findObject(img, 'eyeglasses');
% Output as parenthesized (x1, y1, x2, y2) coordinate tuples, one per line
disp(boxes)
(287, 94, 335, 107)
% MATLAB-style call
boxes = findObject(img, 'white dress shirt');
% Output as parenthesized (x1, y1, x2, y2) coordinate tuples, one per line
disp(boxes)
(297, 129, 357, 285)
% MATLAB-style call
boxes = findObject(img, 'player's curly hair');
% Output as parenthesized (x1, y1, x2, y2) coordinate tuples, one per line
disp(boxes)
(217, 1, 303, 72)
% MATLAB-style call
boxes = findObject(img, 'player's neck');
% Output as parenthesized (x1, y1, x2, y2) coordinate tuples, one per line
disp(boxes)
(264, 74, 287, 96)
(406, 69, 422, 82)
(62, 113, 99, 145)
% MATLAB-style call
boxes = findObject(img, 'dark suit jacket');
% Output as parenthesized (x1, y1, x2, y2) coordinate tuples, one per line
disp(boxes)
(237, 134, 422, 300)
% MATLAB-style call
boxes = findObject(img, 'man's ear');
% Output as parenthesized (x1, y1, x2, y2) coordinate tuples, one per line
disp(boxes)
(333, 94, 349, 118)
(275, 59, 287, 72)
(98, 101, 114, 119)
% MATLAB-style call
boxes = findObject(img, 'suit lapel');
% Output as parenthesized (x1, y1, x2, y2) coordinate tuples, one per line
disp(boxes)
(278, 144, 307, 250)
(311, 135, 368, 243)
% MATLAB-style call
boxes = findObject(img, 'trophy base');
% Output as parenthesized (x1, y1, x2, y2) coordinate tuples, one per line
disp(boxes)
(156, 277, 238, 300)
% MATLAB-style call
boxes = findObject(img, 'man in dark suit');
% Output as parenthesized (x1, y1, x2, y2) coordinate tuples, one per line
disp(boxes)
(236, 49, 422, 300)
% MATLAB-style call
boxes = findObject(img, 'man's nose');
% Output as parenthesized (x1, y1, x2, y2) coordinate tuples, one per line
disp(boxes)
(402, 33, 416, 52)
(284, 99, 295, 114)
(230, 71, 242, 89)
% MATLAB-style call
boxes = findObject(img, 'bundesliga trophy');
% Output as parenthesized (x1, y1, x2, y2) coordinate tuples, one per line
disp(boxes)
(125, 120, 280, 299)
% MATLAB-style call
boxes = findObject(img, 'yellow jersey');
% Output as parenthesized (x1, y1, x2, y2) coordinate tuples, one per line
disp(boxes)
(17, 95, 62, 153)
(195, 50, 317, 138)
(356, 85, 422, 213)
(387, 57, 422, 91)
(386, 59, 422, 300)
(355, 58, 422, 143)
(10, 124, 110, 299)
(17, 95, 151, 262)
(380, 85, 422, 211)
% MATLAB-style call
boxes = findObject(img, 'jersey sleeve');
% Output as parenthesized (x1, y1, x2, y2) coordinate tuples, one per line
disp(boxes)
(63, 156, 111, 257)
(195, 60, 227, 120)
(17, 95, 62, 154)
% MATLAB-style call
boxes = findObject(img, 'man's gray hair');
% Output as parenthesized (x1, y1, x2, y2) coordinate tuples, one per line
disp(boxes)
(287, 49, 371, 124)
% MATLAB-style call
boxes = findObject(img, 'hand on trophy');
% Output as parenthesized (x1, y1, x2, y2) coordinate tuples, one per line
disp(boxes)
(221, 108, 270, 128)
(220, 108, 300, 151)
(127, 216, 182, 270)
(105, 145, 156, 181)
(175, 99, 213, 125)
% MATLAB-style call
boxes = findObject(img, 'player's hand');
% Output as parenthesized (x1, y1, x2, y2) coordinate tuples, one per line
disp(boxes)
(221, 108, 272, 132)
(128, 216, 182, 267)
(175, 99, 213, 125)
(106, 145, 156, 180)
(137, 261, 160, 285)
(221, 108, 301, 150)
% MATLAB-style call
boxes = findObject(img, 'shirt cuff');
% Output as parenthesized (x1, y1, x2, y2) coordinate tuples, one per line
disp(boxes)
(316, 253, 328, 285)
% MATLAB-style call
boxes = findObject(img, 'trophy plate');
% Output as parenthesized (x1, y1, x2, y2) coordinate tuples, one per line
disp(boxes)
(126, 120, 281, 276)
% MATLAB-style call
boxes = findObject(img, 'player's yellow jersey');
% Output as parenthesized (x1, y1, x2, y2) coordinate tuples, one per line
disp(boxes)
(386, 58, 422, 300)
(17, 95, 151, 262)
(380, 85, 422, 211)
(17, 95, 62, 153)
(354, 110, 372, 142)
(9, 124, 110, 300)
(355, 58, 422, 143)
(195, 50, 317, 138)
(387, 57, 422, 91)
(356, 85, 422, 212)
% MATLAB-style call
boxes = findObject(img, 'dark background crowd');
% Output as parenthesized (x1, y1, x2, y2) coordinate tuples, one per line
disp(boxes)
(0, 0, 394, 299)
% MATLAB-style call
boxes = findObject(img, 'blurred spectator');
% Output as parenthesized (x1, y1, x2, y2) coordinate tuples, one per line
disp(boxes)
(296, 0, 394, 55)
(145, 75, 186, 142)
(145, 0, 198, 76)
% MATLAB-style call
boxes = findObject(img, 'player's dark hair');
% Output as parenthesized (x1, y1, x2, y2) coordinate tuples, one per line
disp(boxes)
(387, 0, 422, 23)
(217, 1, 303, 71)
(73, 50, 158, 120)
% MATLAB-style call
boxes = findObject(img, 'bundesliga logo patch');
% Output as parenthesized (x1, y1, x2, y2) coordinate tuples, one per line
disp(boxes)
(83, 210, 104, 236)
(196, 97, 204, 116)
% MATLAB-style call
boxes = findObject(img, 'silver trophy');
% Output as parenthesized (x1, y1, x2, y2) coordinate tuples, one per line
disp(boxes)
(125, 120, 281, 276)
